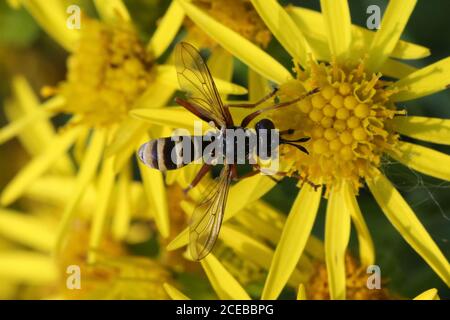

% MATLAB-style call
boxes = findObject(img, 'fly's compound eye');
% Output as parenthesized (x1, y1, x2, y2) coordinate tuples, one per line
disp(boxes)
(255, 119, 275, 131)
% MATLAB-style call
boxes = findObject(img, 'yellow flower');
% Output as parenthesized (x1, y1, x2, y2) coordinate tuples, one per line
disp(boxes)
(165, 171, 396, 300)
(0, 0, 246, 263)
(307, 255, 392, 300)
(176, 0, 450, 300)
(178, 0, 274, 116)
(0, 207, 176, 299)
(164, 181, 322, 299)
(183, 0, 271, 49)
(163, 241, 439, 300)
(0, 166, 193, 299)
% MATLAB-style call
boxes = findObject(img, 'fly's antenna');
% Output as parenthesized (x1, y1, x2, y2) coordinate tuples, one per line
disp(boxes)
(280, 136, 310, 154)
(281, 137, 310, 143)
(281, 142, 309, 154)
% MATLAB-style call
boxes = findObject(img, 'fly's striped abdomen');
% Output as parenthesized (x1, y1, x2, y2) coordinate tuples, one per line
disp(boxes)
(138, 136, 204, 171)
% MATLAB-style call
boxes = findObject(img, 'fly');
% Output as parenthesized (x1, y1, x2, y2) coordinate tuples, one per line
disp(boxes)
(138, 42, 320, 260)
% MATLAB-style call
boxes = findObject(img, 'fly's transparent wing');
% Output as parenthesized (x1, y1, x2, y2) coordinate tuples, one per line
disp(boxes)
(175, 42, 230, 127)
(189, 165, 232, 260)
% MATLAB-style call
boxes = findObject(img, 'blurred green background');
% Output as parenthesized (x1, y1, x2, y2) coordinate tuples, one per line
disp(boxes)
(0, 0, 449, 299)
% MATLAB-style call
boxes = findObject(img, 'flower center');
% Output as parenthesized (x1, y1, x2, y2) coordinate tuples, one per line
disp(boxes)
(187, 0, 271, 48)
(271, 59, 404, 190)
(307, 255, 392, 300)
(59, 220, 171, 299)
(58, 19, 154, 127)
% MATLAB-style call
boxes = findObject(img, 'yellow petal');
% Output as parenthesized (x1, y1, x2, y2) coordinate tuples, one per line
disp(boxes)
(54, 129, 106, 254)
(343, 183, 375, 266)
(135, 76, 177, 110)
(319, 0, 351, 62)
(208, 47, 234, 82)
(413, 288, 440, 300)
(365, 0, 417, 72)
(220, 224, 304, 286)
(182, 163, 204, 189)
(167, 228, 189, 251)
(167, 174, 276, 250)
(107, 79, 176, 158)
(287, 6, 429, 61)
(248, 68, 270, 102)
(23, 176, 97, 214)
(0, 105, 52, 145)
(325, 182, 351, 300)
(391, 38, 430, 61)
(250, 0, 312, 67)
(93, 0, 130, 24)
(234, 201, 325, 263)
(163, 283, 191, 300)
(201, 254, 251, 300)
(9, 77, 72, 172)
(297, 283, 307, 300)
(147, 1, 184, 58)
(226, 174, 277, 217)
(88, 156, 116, 264)
(112, 166, 132, 240)
(234, 208, 282, 246)
(219, 224, 273, 271)
(0, 126, 82, 206)
(130, 107, 210, 133)
(0, 251, 58, 284)
(262, 184, 322, 300)
(156, 64, 247, 96)
(138, 137, 170, 238)
(0, 88, 63, 146)
(380, 59, 417, 80)
(304, 235, 325, 261)
(393, 116, 450, 146)
(392, 57, 450, 102)
(387, 141, 450, 181)
(21, 0, 79, 51)
(113, 142, 138, 174)
(166, 162, 198, 188)
(367, 172, 450, 285)
(0, 209, 55, 252)
(105, 118, 148, 157)
(177, 0, 292, 84)
(7, 0, 20, 9)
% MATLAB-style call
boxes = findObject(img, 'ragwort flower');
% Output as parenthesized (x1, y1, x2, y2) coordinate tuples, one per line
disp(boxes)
(0, 0, 245, 263)
(176, 0, 450, 299)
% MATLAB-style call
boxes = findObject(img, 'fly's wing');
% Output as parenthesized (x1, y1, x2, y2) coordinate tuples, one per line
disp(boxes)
(189, 165, 232, 260)
(175, 42, 230, 127)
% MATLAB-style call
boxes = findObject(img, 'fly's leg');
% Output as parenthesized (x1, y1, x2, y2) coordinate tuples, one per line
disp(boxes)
(240, 88, 320, 127)
(225, 87, 279, 109)
(231, 164, 281, 183)
(277, 172, 321, 191)
(184, 164, 212, 194)
(249, 164, 320, 190)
